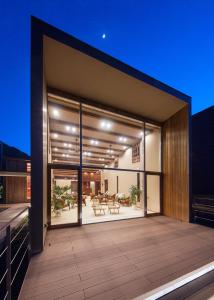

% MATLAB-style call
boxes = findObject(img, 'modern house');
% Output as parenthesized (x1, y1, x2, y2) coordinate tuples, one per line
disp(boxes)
(192, 106, 214, 227)
(0, 141, 31, 204)
(31, 17, 191, 254)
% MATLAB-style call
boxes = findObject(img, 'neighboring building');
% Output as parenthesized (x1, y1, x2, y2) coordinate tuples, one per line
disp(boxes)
(192, 106, 214, 227)
(0, 141, 31, 203)
(31, 17, 191, 253)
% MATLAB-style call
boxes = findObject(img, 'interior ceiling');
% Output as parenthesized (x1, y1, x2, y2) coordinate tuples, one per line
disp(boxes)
(44, 36, 188, 123)
(48, 98, 153, 166)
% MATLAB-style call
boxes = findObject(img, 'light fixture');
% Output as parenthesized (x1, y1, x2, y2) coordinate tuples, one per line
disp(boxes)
(83, 151, 91, 156)
(123, 146, 127, 150)
(71, 126, 76, 133)
(104, 165, 108, 168)
(53, 109, 59, 117)
(100, 120, 112, 130)
(62, 154, 65, 157)
(99, 158, 104, 161)
(54, 148, 58, 151)
(66, 154, 69, 158)
(65, 125, 70, 131)
(119, 136, 127, 142)
(68, 144, 72, 148)
(53, 133, 58, 138)
(64, 143, 68, 147)
(140, 131, 144, 136)
(90, 139, 99, 145)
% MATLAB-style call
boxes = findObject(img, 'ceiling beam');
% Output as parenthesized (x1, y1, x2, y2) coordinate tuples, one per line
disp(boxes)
(51, 146, 120, 157)
(49, 118, 141, 141)
(50, 130, 133, 147)
(50, 139, 124, 153)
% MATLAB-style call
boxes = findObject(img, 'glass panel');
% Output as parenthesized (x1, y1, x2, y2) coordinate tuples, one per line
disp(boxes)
(48, 97, 80, 165)
(146, 175, 160, 214)
(145, 123, 161, 172)
(82, 104, 144, 170)
(82, 168, 144, 224)
(51, 169, 78, 225)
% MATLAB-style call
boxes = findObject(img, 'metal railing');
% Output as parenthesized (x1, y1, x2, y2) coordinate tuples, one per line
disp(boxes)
(0, 207, 31, 300)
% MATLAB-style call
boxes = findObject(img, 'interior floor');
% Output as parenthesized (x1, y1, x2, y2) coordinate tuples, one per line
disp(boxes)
(51, 202, 145, 225)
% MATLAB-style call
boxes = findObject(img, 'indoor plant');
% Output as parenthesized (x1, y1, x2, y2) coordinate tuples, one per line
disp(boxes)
(52, 185, 71, 215)
(129, 185, 142, 206)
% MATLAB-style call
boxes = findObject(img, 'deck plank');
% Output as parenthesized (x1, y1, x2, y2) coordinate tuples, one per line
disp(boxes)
(19, 217, 214, 300)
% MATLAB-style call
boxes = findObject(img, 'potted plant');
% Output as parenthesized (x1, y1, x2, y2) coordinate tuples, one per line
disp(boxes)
(129, 185, 142, 207)
(52, 185, 71, 216)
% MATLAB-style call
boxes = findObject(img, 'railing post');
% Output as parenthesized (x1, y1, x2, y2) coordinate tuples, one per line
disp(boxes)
(28, 207, 31, 259)
(5, 225, 11, 300)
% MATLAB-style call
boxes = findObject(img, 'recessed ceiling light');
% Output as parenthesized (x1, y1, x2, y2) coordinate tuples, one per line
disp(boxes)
(107, 149, 110, 153)
(64, 143, 68, 147)
(54, 148, 58, 151)
(62, 154, 65, 157)
(101, 120, 111, 130)
(140, 131, 144, 136)
(66, 154, 69, 158)
(119, 136, 127, 142)
(71, 127, 76, 133)
(123, 146, 127, 150)
(53, 109, 59, 117)
(91, 139, 99, 145)
(65, 125, 70, 131)
(53, 133, 58, 138)
(68, 144, 72, 148)
(104, 165, 108, 168)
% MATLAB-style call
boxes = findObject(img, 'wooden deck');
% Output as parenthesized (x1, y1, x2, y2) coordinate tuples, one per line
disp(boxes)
(19, 217, 214, 300)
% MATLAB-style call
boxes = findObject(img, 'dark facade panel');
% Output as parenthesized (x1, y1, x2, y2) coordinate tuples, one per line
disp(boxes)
(192, 106, 214, 195)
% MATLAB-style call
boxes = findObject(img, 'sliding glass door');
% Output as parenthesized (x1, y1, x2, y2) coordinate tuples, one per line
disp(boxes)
(48, 165, 81, 227)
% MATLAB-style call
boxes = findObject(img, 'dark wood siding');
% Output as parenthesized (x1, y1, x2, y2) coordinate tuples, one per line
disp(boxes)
(5, 176, 27, 203)
(162, 106, 189, 222)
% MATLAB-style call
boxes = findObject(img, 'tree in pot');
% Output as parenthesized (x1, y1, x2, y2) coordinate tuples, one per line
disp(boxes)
(52, 185, 71, 216)
(129, 185, 142, 206)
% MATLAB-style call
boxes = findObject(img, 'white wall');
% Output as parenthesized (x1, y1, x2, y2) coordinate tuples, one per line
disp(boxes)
(145, 129, 161, 172)
(147, 175, 160, 213)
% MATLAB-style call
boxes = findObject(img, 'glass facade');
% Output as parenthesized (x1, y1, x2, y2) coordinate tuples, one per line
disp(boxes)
(47, 95, 162, 226)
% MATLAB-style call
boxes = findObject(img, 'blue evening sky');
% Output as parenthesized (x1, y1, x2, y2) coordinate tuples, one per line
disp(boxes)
(0, 0, 214, 154)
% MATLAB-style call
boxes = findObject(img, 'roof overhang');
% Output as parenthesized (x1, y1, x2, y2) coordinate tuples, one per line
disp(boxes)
(32, 17, 191, 123)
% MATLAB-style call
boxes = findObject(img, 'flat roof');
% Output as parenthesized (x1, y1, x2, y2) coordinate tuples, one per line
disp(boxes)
(32, 17, 191, 123)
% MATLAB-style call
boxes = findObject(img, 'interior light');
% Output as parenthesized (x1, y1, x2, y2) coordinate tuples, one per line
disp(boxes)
(68, 144, 72, 148)
(54, 148, 58, 151)
(104, 165, 108, 168)
(53, 133, 58, 138)
(62, 154, 65, 157)
(101, 120, 111, 130)
(107, 149, 110, 153)
(119, 136, 127, 142)
(65, 125, 70, 131)
(91, 139, 99, 145)
(71, 127, 76, 133)
(66, 154, 69, 158)
(140, 131, 144, 136)
(123, 146, 127, 150)
(64, 143, 68, 147)
(53, 109, 59, 117)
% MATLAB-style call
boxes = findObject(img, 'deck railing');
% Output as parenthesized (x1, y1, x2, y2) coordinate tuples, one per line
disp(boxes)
(0, 207, 31, 299)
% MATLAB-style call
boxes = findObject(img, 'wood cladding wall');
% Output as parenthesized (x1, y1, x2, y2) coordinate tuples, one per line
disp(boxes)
(5, 177, 27, 203)
(163, 106, 189, 222)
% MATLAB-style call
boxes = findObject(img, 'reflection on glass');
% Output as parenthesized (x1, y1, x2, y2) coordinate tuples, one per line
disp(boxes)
(48, 97, 80, 165)
(145, 123, 161, 172)
(146, 175, 160, 214)
(51, 169, 78, 225)
(82, 169, 144, 224)
(82, 104, 144, 170)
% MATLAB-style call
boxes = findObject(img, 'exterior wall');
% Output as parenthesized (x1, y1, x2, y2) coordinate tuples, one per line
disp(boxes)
(5, 176, 27, 203)
(192, 106, 214, 195)
(162, 106, 190, 222)
(31, 23, 47, 253)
